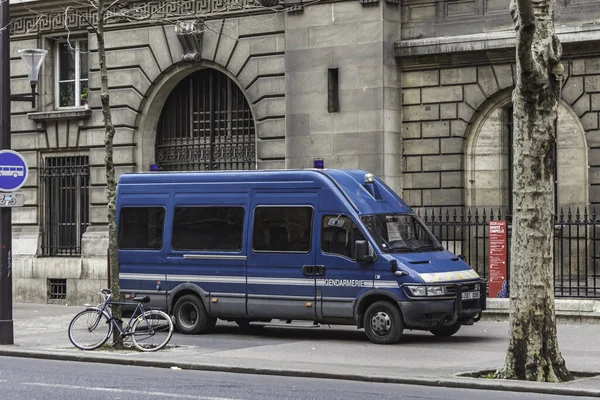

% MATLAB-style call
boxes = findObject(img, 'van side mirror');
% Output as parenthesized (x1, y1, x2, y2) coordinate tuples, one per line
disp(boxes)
(355, 240, 373, 263)
(458, 254, 465, 261)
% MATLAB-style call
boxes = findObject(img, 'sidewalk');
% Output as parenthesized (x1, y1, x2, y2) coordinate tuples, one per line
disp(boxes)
(2, 302, 600, 397)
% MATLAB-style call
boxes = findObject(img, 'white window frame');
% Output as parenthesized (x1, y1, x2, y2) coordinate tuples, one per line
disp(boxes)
(54, 38, 88, 109)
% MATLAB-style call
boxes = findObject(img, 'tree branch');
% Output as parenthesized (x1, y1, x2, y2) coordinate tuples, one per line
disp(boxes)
(65, 5, 99, 35)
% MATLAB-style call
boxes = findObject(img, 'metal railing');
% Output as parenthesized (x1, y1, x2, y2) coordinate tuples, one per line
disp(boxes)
(416, 207, 600, 298)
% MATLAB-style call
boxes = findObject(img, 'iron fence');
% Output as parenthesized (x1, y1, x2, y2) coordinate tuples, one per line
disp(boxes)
(415, 207, 600, 298)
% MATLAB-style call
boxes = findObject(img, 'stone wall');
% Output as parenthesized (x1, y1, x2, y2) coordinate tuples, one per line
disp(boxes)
(9, 4, 289, 304)
(284, 2, 403, 192)
(401, 0, 600, 40)
(402, 58, 595, 210)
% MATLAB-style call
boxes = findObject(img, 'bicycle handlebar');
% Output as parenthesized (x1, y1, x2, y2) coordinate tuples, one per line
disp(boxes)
(98, 289, 112, 302)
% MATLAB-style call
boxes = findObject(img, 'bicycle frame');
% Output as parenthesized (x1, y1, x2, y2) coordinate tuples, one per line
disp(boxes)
(88, 295, 149, 338)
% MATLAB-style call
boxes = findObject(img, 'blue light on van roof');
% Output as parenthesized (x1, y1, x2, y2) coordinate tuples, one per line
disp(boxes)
(313, 158, 324, 169)
(149, 162, 159, 171)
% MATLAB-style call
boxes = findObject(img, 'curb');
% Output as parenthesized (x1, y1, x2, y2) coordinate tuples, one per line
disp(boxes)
(0, 348, 599, 398)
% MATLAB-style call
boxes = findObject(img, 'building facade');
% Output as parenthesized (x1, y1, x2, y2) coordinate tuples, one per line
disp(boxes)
(7, 0, 600, 304)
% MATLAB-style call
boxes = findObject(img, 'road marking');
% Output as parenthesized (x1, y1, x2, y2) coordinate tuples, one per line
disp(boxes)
(23, 382, 241, 400)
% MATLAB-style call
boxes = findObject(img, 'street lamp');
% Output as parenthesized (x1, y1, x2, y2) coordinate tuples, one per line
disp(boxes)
(1, 0, 47, 344)
(10, 49, 48, 108)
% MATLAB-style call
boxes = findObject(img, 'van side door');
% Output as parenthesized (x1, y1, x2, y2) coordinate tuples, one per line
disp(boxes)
(164, 191, 250, 319)
(246, 190, 318, 320)
(316, 214, 374, 319)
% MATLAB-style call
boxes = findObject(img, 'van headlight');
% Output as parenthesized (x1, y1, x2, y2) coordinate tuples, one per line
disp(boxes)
(406, 286, 427, 296)
(426, 286, 446, 296)
(405, 285, 447, 297)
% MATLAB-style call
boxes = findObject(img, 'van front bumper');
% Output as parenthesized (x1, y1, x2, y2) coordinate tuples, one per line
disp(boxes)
(398, 279, 487, 330)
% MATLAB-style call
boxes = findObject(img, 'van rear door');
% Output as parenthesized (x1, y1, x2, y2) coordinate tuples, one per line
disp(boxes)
(118, 192, 169, 311)
(246, 190, 318, 320)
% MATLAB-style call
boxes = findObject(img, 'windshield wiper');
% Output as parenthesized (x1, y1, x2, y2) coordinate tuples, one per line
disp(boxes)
(378, 235, 395, 252)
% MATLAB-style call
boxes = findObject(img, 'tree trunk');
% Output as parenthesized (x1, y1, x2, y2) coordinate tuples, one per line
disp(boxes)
(495, 0, 571, 382)
(96, 0, 122, 347)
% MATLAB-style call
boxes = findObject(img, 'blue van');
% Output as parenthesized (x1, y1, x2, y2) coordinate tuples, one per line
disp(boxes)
(117, 169, 486, 344)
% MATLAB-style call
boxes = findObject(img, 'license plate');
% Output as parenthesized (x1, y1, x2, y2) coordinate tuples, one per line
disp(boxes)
(462, 291, 480, 300)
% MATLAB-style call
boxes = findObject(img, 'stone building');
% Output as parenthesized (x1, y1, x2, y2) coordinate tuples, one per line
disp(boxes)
(7, 0, 599, 304)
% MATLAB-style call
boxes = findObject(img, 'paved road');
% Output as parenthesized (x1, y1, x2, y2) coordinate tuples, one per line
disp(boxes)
(0, 356, 594, 400)
(7, 303, 600, 398)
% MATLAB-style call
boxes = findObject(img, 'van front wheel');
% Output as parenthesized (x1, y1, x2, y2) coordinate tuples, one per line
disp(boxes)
(173, 294, 215, 334)
(363, 301, 403, 344)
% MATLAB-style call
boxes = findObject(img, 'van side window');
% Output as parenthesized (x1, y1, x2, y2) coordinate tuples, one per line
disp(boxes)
(172, 207, 245, 251)
(321, 215, 365, 260)
(253, 207, 313, 253)
(118, 207, 165, 250)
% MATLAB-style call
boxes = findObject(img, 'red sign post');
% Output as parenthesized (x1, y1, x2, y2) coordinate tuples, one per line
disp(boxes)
(488, 220, 508, 298)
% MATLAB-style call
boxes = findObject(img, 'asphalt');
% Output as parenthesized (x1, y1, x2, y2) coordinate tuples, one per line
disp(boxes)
(2, 302, 600, 397)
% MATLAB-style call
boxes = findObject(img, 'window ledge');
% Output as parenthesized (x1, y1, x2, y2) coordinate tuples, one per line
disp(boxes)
(28, 108, 92, 121)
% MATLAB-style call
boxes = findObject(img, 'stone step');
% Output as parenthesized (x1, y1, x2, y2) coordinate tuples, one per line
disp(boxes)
(483, 298, 600, 323)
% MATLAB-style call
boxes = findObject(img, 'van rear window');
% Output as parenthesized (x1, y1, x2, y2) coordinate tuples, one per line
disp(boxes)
(253, 207, 313, 253)
(118, 207, 165, 250)
(171, 206, 245, 251)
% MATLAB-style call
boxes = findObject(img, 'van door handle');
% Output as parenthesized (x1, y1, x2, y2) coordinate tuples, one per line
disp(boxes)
(302, 265, 325, 276)
(302, 265, 315, 276)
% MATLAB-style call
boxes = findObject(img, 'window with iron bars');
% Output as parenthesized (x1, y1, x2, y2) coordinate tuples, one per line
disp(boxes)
(155, 68, 256, 171)
(40, 155, 90, 256)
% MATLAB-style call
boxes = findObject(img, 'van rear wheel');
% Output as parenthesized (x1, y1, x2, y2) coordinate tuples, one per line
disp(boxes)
(363, 301, 403, 344)
(173, 294, 215, 334)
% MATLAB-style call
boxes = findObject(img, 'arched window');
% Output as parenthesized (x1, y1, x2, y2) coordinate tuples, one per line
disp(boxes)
(155, 69, 256, 171)
(465, 96, 587, 213)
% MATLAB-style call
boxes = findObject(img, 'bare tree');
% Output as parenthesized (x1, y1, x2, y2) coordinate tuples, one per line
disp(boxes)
(95, 0, 122, 346)
(495, 0, 572, 382)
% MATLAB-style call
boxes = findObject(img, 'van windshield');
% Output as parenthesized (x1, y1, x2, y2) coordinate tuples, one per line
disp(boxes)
(360, 214, 443, 253)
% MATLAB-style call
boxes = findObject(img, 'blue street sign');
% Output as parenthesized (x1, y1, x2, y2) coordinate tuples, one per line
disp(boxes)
(0, 150, 28, 192)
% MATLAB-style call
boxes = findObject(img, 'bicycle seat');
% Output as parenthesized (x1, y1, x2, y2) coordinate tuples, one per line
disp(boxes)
(132, 295, 150, 303)
(101, 289, 112, 295)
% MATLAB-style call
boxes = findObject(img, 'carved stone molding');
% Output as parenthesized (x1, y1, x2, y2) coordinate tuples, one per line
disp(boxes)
(9, 0, 257, 36)
(280, 0, 304, 14)
(175, 20, 204, 62)
(256, 0, 280, 6)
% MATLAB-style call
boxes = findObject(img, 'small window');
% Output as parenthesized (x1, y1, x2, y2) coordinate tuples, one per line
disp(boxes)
(327, 68, 340, 113)
(253, 207, 313, 253)
(56, 39, 89, 108)
(118, 207, 165, 250)
(322, 215, 366, 260)
(172, 206, 245, 251)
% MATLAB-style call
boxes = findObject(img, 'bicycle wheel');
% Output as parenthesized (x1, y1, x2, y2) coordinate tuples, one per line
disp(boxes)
(68, 308, 112, 350)
(131, 310, 173, 352)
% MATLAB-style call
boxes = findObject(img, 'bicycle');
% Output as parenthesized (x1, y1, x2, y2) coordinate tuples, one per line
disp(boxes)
(68, 288, 174, 352)
(0, 194, 16, 206)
